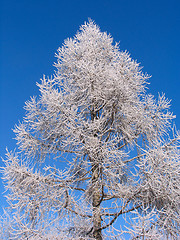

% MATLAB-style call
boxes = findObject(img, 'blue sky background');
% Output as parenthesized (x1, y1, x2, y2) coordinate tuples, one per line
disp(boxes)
(0, 0, 180, 220)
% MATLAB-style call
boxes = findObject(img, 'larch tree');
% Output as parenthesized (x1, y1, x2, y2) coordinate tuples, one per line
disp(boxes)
(1, 20, 180, 240)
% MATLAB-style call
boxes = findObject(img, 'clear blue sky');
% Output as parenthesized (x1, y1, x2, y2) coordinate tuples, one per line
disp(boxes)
(0, 0, 180, 216)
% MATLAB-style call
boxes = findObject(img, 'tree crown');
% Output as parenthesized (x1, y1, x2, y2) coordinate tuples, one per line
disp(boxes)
(1, 20, 180, 240)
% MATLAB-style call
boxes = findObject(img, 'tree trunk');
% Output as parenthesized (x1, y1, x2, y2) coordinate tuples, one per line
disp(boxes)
(92, 162, 102, 240)
(90, 100, 102, 239)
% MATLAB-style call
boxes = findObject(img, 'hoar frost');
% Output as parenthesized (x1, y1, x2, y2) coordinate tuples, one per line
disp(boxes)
(1, 20, 180, 240)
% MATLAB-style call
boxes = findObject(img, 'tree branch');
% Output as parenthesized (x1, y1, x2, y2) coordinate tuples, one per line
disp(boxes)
(100, 204, 141, 230)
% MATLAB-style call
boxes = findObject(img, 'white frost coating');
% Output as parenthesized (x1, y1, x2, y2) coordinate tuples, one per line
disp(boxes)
(1, 20, 180, 239)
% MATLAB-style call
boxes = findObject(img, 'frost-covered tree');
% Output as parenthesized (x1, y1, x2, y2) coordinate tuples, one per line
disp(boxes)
(1, 20, 180, 240)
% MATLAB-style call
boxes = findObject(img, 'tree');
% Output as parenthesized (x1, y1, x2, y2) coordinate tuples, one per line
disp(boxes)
(1, 20, 180, 240)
